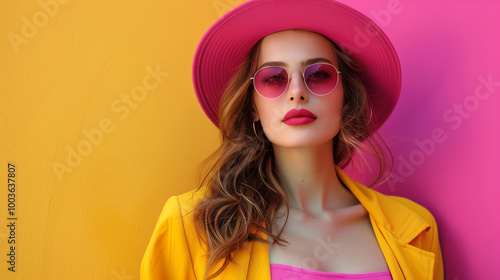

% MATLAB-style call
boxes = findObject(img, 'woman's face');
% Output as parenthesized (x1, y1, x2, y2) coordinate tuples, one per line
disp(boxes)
(252, 30, 344, 149)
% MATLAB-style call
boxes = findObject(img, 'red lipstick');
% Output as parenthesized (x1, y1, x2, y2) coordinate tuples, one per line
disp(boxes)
(283, 109, 317, 126)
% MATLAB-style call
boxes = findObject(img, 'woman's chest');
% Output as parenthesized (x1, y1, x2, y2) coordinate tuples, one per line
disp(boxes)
(268, 204, 389, 274)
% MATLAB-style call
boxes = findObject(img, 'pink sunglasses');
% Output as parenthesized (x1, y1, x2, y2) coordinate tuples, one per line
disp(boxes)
(251, 63, 341, 99)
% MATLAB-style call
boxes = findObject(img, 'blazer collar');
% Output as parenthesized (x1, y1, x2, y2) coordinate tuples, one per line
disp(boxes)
(335, 165, 431, 244)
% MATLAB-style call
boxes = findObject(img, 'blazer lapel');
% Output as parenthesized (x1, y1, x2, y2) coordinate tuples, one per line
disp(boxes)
(246, 237, 271, 280)
(336, 166, 436, 279)
(212, 229, 271, 279)
(180, 188, 272, 280)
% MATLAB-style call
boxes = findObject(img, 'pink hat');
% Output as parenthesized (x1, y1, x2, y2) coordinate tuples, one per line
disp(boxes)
(193, 0, 401, 133)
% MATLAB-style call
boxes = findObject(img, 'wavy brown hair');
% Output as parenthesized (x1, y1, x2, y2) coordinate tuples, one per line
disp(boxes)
(193, 32, 392, 280)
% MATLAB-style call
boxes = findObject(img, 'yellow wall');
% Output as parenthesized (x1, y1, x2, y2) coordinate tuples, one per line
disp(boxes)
(1, 0, 246, 279)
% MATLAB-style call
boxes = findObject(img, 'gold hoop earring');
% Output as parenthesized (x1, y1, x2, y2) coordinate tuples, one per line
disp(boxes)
(253, 121, 263, 142)
(367, 108, 373, 124)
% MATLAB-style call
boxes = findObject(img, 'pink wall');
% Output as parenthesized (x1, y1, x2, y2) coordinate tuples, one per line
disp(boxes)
(340, 0, 500, 278)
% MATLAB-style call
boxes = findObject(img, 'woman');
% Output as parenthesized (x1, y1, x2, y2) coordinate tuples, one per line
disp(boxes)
(141, 0, 444, 279)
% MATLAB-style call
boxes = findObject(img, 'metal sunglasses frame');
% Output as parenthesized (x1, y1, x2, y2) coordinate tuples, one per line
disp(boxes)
(250, 63, 341, 99)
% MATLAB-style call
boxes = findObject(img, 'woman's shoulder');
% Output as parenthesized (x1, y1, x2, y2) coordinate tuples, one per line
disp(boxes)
(384, 194, 437, 223)
(148, 187, 208, 253)
(367, 189, 441, 243)
(141, 188, 208, 279)
(158, 187, 207, 221)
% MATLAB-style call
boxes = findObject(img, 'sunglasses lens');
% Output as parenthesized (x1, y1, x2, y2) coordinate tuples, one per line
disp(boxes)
(253, 67, 288, 98)
(304, 64, 338, 95)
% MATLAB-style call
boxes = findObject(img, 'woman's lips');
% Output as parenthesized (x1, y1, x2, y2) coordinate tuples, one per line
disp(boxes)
(283, 109, 317, 125)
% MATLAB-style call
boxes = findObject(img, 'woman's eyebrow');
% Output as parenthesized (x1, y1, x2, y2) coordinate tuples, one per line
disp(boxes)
(258, 57, 334, 69)
(258, 61, 287, 69)
(305, 57, 334, 65)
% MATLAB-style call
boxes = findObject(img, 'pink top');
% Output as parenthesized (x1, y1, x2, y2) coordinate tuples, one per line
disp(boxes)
(270, 264, 393, 280)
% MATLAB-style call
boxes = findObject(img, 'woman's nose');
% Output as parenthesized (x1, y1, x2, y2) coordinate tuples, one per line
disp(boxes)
(287, 70, 309, 102)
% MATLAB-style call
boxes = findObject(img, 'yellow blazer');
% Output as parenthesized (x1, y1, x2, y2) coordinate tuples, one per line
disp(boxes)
(141, 166, 444, 279)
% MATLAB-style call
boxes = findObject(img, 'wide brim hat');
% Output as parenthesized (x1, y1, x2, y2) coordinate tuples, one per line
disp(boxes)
(193, 0, 401, 134)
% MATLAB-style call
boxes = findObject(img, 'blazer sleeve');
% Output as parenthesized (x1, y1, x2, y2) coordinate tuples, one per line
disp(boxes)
(396, 196, 445, 280)
(426, 213, 444, 280)
(140, 195, 196, 280)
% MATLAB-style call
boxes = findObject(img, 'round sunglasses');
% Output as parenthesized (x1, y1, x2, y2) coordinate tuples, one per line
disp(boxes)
(250, 63, 341, 99)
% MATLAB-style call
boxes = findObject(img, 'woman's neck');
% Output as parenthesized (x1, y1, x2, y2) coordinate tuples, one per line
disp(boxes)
(273, 141, 359, 216)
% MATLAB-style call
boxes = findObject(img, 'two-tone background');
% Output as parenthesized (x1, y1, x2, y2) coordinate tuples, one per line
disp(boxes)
(1, 0, 499, 279)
